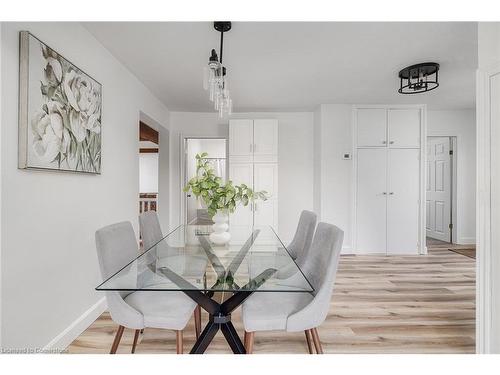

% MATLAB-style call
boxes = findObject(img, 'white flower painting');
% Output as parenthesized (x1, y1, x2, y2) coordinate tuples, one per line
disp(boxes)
(18, 31, 102, 173)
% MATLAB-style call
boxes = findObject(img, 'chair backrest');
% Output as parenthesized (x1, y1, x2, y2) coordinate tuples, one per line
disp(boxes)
(95, 221, 143, 328)
(139, 210, 163, 251)
(287, 210, 317, 263)
(95, 221, 138, 282)
(286, 222, 344, 331)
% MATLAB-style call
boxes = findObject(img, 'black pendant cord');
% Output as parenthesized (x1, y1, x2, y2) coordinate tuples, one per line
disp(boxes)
(219, 30, 224, 64)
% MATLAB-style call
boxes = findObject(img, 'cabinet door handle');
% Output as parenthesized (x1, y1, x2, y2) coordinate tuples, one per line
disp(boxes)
(389, 192, 394, 195)
(249, 144, 253, 153)
(253, 144, 257, 152)
(382, 192, 387, 195)
(389, 141, 394, 144)
(254, 203, 258, 211)
(382, 140, 387, 144)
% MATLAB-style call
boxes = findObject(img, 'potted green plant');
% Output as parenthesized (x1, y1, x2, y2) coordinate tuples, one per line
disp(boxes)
(183, 152, 268, 244)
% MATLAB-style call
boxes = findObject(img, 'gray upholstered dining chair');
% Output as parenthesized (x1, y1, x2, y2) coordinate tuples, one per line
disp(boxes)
(242, 222, 344, 354)
(95, 221, 197, 354)
(286, 210, 317, 265)
(250, 210, 317, 280)
(138, 210, 203, 338)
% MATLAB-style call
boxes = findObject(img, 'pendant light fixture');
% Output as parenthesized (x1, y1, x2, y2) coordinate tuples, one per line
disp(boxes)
(398, 62, 440, 94)
(203, 21, 232, 118)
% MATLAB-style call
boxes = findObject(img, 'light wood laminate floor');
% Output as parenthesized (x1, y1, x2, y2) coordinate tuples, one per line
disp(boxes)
(68, 248, 475, 354)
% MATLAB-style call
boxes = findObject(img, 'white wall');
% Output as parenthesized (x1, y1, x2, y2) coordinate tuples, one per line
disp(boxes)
(477, 22, 500, 354)
(0, 23, 170, 349)
(427, 110, 476, 244)
(169, 111, 314, 243)
(0, 22, 3, 347)
(314, 105, 354, 251)
(313, 106, 322, 217)
(478, 22, 500, 69)
(139, 153, 159, 193)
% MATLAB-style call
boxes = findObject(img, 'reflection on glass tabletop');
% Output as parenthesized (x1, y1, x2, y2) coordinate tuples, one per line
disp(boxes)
(96, 225, 314, 295)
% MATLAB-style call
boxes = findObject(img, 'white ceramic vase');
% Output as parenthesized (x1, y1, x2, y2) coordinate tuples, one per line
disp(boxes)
(209, 211, 230, 245)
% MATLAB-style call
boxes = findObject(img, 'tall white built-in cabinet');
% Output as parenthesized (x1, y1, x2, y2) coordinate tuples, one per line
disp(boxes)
(354, 106, 425, 255)
(228, 119, 279, 238)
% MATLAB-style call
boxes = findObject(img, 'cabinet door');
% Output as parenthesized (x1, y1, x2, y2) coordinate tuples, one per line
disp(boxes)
(387, 109, 421, 148)
(356, 148, 387, 253)
(229, 163, 254, 227)
(229, 119, 254, 161)
(254, 163, 278, 198)
(387, 149, 420, 254)
(254, 199, 278, 230)
(253, 119, 278, 162)
(356, 108, 387, 147)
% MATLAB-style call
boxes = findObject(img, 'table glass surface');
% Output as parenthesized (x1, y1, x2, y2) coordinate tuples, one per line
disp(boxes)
(96, 225, 313, 295)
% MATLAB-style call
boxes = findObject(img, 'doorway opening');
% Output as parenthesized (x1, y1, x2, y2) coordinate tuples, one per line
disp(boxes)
(182, 137, 227, 225)
(425, 136, 457, 246)
(139, 121, 159, 214)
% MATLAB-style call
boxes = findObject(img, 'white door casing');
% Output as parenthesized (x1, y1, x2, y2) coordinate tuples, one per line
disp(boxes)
(387, 148, 420, 254)
(356, 148, 387, 253)
(425, 137, 451, 242)
(476, 62, 500, 354)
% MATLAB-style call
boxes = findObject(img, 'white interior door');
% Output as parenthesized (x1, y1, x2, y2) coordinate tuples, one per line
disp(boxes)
(356, 108, 387, 147)
(356, 148, 387, 253)
(387, 149, 420, 254)
(387, 109, 421, 148)
(426, 137, 451, 242)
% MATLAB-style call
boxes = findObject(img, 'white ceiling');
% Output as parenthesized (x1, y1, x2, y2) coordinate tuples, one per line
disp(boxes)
(84, 22, 477, 111)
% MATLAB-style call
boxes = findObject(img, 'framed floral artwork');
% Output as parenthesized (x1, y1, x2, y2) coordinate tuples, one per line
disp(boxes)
(18, 31, 102, 174)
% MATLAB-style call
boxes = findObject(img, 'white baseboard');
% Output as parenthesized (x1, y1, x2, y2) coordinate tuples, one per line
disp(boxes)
(341, 245, 353, 254)
(457, 237, 476, 245)
(43, 297, 107, 353)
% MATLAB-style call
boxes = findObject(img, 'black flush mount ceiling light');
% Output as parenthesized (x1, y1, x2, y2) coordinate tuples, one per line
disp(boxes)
(203, 21, 232, 117)
(398, 62, 440, 94)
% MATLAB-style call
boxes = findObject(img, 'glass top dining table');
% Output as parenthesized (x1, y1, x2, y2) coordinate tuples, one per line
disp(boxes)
(96, 224, 313, 354)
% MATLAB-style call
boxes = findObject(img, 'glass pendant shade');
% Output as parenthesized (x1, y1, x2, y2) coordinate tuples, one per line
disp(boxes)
(202, 22, 233, 118)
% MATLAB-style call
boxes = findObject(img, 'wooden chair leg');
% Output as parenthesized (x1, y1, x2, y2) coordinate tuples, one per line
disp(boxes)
(176, 330, 183, 354)
(110, 325, 124, 354)
(131, 329, 140, 354)
(311, 327, 323, 354)
(194, 305, 201, 339)
(245, 331, 255, 354)
(304, 329, 314, 354)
